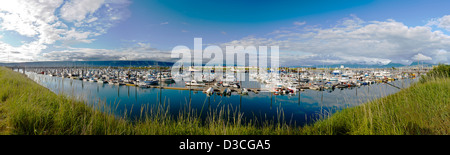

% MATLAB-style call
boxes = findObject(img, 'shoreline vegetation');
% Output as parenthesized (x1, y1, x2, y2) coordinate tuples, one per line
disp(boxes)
(0, 65, 448, 135)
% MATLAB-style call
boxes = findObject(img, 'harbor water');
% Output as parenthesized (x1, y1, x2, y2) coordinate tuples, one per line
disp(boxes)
(25, 71, 417, 126)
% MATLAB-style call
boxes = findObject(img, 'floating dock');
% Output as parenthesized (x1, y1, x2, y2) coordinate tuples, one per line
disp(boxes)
(144, 85, 261, 94)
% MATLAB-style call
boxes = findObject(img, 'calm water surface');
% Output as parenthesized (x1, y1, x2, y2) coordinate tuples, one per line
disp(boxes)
(25, 72, 417, 126)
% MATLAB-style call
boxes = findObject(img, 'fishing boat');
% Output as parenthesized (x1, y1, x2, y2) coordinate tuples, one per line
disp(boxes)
(286, 85, 297, 93)
(241, 88, 249, 95)
(214, 81, 222, 86)
(222, 82, 230, 87)
(299, 78, 310, 83)
(223, 88, 231, 96)
(203, 74, 216, 82)
(144, 77, 159, 85)
(324, 82, 334, 89)
(272, 83, 283, 93)
(223, 75, 236, 82)
(148, 79, 159, 85)
(339, 77, 349, 83)
(332, 70, 341, 75)
(309, 85, 321, 90)
(232, 83, 240, 88)
(114, 81, 125, 86)
(88, 78, 96, 82)
(336, 83, 348, 88)
(137, 80, 155, 88)
(159, 74, 175, 83)
(329, 77, 339, 82)
(108, 80, 115, 85)
(185, 80, 205, 86)
(205, 87, 214, 95)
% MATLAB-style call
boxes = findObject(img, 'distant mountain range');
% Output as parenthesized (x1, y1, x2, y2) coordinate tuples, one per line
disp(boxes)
(0, 60, 175, 67)
(290, 62, 437, 68)
(0, 60, 438, 68)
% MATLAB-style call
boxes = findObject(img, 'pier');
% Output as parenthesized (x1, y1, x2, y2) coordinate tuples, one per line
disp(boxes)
(141, 84, 262, 94)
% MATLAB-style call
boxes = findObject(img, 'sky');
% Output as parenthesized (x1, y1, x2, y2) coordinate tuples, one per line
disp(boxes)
(0, 0, 450, 66)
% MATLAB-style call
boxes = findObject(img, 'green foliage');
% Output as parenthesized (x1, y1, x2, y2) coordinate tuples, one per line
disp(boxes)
(420, 64, 450, 83)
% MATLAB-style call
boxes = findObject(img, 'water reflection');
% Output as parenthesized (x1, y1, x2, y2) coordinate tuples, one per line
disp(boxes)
(26, 72, 416, 126)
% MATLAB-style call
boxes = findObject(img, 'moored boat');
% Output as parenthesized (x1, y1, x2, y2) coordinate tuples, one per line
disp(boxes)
(185, 80, 205, 86)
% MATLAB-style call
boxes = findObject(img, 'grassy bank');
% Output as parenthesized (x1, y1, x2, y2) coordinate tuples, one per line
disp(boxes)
(301, 64, 450, 135)
(0, 65, 449, 135)
(0, 67, 131, 135)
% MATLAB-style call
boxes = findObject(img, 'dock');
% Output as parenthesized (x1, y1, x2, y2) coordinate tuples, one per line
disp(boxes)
(116, 83, 263, 94)
(144, 85, 261, 94)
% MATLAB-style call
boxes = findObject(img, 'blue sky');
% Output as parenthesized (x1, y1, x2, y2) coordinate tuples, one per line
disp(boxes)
(106, 0, 375, 49)
(0, 0, 450, 66)
(106, 0, 448, 49)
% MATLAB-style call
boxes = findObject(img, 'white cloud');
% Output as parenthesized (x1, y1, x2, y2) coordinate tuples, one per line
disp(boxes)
(293, 21, 306, 26)
(60, 0, 105, 22)
(220, 36, 286, 47)
(0, 40, 48, 62)
(160, 22, 169, 25)
(412, 53, 432, 61)
(0, 0, 64, 37)
(428, 15, 450, 31)
(0, 0, 64, 58)
(86, 17, 99, 23)
(222, 15, 450, 66)
(43, 42, 174, 62)
(62, 28, 95, 44)
(434, 49, 449, 63)
(292, 18, 450, 65)
(0, 0, 131, 62)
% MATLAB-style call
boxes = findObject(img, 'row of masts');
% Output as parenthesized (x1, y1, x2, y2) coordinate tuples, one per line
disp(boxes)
(16, 63, 428, 97)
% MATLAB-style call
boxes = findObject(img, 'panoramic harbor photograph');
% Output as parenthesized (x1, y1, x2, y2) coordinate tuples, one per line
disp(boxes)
(0, 0, 449, 148)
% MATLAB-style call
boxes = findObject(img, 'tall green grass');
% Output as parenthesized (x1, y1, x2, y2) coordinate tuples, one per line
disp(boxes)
(0, 65, 449, 135)
(300, 64, 450, 135)
(420, 64, 450, 83)
(0, 67, 133, 135)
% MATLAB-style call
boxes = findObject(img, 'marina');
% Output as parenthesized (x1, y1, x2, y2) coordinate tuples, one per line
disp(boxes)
(11, 65, 430, 93)
(14, 65, 424, 126)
